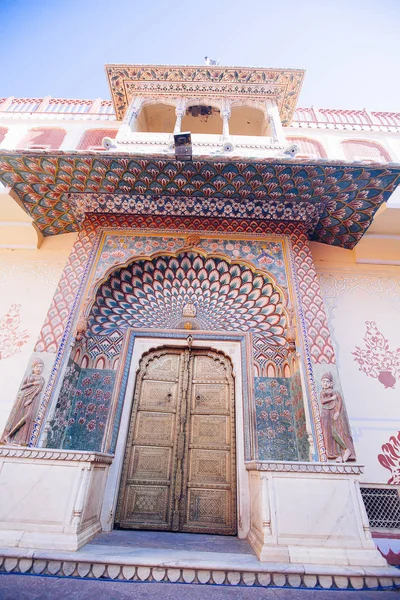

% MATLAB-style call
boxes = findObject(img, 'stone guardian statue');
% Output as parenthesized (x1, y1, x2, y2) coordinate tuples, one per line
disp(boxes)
(320, 371, 356, 462)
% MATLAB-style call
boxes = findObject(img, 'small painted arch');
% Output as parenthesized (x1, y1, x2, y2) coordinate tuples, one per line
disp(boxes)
(266, 361, 277, 377)
(77, 129, 118, 151)
(282, 362, 291, 378)
(87, 251, 288, 345)
(94, 355, 107, 369)
(286, 136, 327, 159)
(341, 139, 392, 163)
(17, 127, 67, 150)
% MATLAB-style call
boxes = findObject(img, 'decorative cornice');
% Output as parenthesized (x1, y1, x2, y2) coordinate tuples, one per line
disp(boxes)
(105, 64, 305, 126)
(0, 445, 113, 464)
(246, 460, 364, 475)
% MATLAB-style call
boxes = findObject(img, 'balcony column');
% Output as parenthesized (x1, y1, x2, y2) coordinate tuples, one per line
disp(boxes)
(265, 99, 284, 144)
(221, 99, 231, 140)
(174, 99, 186, 134)
(116, 96, 145, 141)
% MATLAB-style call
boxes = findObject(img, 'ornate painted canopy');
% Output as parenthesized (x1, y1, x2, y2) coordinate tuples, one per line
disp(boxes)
(0, 151, 399, 249)
(105, 64, 305, 126)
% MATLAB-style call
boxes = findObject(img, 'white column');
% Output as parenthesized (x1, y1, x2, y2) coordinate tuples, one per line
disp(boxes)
(36, 96, 51, 113)
(174, 99, 186, 134)
(221, 98, 231, 140)
(117, 96, 145, 141)
(265, 99, 284, 143)
(89, 98, 102, 114)
(0, 97, 14, 111)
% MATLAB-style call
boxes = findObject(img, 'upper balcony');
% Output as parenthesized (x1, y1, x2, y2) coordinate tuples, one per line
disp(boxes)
(0, 93, 399, 164)
(112, 98, 283, 157)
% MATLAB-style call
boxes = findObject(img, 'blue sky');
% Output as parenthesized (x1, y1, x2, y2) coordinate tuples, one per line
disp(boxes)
(0, 0, 399, 111)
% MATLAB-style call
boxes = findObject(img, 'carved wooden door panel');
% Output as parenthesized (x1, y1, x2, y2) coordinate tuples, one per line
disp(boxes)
(116, 348, 236, 535)
(181, 352, 236, 534)
(116, 350, 183, 530)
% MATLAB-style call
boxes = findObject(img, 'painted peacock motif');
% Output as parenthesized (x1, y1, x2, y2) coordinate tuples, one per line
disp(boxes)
(89, 252, 286, 344)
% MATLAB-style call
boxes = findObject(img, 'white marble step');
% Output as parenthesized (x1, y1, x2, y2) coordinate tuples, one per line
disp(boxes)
(1, 542, 399, 591)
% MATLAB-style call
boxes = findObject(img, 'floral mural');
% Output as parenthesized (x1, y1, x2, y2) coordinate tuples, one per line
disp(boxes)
(353, 321, 400, 389)
(95, 234, 287, 289)
(62, 368, 116, 451)
(290, 370, 309, 461)
(378, 431, 400, 485)
(47, 360, 116, 452)
(0, 304, 29, 360)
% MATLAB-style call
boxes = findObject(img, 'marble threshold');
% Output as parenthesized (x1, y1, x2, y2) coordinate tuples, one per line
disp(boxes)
(0, 531, 399, 591)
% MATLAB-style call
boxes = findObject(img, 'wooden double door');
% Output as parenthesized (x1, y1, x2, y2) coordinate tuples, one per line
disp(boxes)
(116, 347, 237, 535)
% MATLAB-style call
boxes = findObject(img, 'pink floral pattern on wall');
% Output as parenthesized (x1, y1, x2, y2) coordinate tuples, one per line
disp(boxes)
(352, 321, 400, 389)
(378, 431, 400, 484)
(0, 304, 29, 360)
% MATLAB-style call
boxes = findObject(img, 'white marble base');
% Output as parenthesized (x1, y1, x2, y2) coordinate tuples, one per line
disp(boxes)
(246, 461, 387, 567)
(0, 447, 112, 551)
(0, 542, 399, 590)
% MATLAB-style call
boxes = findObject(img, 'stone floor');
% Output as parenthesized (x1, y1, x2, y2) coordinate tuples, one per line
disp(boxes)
(0, 574, 399, 600)
(90, 529, 255, 554)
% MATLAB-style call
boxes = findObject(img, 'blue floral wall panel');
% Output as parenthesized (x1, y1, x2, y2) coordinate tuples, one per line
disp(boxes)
(62, 368, 116, 451)
(255, 376, 308, 461)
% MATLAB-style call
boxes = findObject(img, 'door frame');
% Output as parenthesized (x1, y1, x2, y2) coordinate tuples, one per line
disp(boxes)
(101, 331, 251, 539)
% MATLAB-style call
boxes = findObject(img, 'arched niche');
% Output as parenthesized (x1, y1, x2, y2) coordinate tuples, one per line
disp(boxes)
(181, 103, 223, 135)
(229, 105, 269, 136)
(286, 136, 327, 159)
(342, 139, 391, 163)
(17, 127, 66, 150)
(135, 102, 176, 133)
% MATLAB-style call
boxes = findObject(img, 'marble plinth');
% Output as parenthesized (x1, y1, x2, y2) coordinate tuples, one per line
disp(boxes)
(0, 446, 112, 551)
(246, 461, 386, 567)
